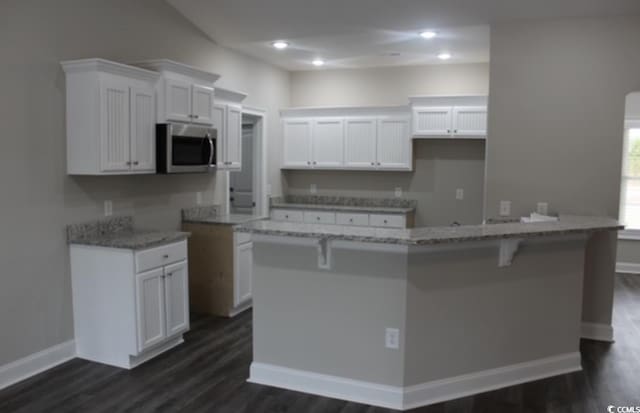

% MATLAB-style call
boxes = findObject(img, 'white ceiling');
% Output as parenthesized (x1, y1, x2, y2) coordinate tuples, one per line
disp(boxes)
(167, 0, 640, 71)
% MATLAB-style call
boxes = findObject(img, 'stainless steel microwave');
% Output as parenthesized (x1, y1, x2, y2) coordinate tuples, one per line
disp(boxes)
(156, 123, 216, 174)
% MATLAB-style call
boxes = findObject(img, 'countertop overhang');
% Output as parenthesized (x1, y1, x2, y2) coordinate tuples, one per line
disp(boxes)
(235, 215, 622, 245)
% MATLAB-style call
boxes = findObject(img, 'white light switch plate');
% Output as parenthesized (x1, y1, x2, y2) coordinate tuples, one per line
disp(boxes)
(395, 187, 402, 197)
(537, 202, 549, 215)
(104, 200, 113, 217)
(385, 328, 400, 349)
(456, 188, 464, 200)
(196, 192, 203, 205)
(310, 184, 317, 194)
(499, 200, 511, 217)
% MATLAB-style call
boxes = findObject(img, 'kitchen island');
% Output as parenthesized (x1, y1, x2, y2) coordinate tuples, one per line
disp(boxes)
(235, 216, 621, 410)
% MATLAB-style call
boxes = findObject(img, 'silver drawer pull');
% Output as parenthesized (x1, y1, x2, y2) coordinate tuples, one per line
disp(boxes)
(163, 254, 169, 259)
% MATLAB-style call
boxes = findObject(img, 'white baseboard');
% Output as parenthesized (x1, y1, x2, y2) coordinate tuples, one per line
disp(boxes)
(0, 340, 76, 391)
(581, 322, 614, 342)
(249, 352, 581, 410)
(616, 262, 640, 274)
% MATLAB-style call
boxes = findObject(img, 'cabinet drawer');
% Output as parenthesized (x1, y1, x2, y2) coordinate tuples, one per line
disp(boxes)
(336, 212, 369, 226)
(271, 209, 304, 222)
(369, 214, 406, 228)
(303, 211, 336, 224)
(136, 241, 187, 273)
(235, 232, 252, 245)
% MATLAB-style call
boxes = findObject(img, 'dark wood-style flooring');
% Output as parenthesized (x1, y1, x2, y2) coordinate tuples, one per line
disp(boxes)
(1, 275, 639, 412)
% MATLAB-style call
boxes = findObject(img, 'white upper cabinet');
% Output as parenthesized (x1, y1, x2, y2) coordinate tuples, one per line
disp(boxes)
(132, 59, 220, 126)
(214, 88, 247, 171)
(410, 96, 488, 139)
(281, 106, 413, 171)
(62, 59, 160, 175)
(345, 118, 377, 168)
(377, 117, 412, 170)
(283, 119, 313, 167)
(312, 118, 344, 168)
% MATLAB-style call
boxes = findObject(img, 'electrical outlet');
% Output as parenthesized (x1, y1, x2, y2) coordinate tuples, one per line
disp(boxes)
(310, 184, 317, 194)
(456, 188, 464, 200)
(385, 328, 400, 349)
(104, 200, 113, 217)
(395, 187, 402, 197)
(537, 202, 549, 215)
(196, 192, 203, 205)
(499, 200, 511, 217)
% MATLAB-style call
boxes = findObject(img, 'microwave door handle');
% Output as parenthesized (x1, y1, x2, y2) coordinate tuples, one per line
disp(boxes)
(207, 135, 214, 166)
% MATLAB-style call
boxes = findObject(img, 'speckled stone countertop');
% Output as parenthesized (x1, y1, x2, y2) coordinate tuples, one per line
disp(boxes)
(235, 215, 622, 246)
(181, 205, 266, 225)
(67, 216, 190, 250)
(270, 195, 416, 214)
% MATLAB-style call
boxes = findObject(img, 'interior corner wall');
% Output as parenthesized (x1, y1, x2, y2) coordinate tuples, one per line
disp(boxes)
(485, 16, 640, 326)
(0, 0, 289, 366)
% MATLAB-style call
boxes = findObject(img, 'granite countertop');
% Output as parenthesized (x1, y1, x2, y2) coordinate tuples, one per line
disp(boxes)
(270, 195, 417, 214)
(67, 216, 190, 250)
(235, 215, 622, 246)
(181, 205, 266, 225)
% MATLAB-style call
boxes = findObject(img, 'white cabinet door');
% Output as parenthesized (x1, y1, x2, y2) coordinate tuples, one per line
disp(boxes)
(312, 118, 344, 168)
(452, 106, 487, 137)
(412, 106, 453, 137)
(164, 260, 189, 337)
(191, 84, 214, 125)
(100, 80, 131, 172)
(135, 267, 166, 352)
(213, 103, 226, 168)
(234, 242, 253, 306)
(130, 86, 156, 172)
(225, 104, 243, 170)
(165, 78, 192, 123)
(377, 118, 412, 170)
(283, 119, 312, 168)
(344, 118, 377, 168)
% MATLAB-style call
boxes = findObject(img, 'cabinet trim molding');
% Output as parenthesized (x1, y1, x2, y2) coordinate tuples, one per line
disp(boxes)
(131, 59, 220, 84)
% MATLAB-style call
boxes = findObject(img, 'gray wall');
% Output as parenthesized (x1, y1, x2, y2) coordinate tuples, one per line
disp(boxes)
(485, 16, 640, 325)
(287, 63, 490, 226)
(0, 0, 289, 366)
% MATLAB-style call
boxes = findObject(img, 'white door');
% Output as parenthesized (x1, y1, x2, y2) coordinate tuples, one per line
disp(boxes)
(130, 86, 156, 172)
(135, 267, 166, 352)
(100, 80, 130, 172)
(283, 119, 312, 168)
(344, 118, 377, 169)
(165, 79, 192, 123)
(212, 104, 226, 168)
(312, 118, 344, 168)
(377, 118, 412, 170)
(452, 106, 487, 137)
(225, 105, 243, 170)
(191, 84, 214, 125)
(412, 106, 453, 137)
(164, 260, 189, 337)
(234, 242, 253, 306)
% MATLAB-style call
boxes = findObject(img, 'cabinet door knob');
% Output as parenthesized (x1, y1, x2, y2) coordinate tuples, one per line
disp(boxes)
(447, 129, 451, 133)
(126, 161, 131, 166)
(163, 254, 169, 259)
(384, 220, 388, 223)
(133, 161, 139, 166)
(193, 114, 199, 119)
(167, 272, 173, 277)
(316, 217, 320, 220)
(371, 162, 375, 166)
(377, 162, 381, 166)
(454, 129, 458, 133)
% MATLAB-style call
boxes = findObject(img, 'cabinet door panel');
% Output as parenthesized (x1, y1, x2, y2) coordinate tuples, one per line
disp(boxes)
(377, 118, 412, 170)
(100, 81, 130, 172)
(344, 118, 377, 168)
(136, 268, 166, 352)
(312, 118, 344, 168)
(283, 119, 312, 167)
(213, 104, 226, 167)
(164, 260, 189, 337)
(452, 106, 487, 137)
(165, 79, 191, 123)
(191, 84, 214, 125)
(130, 86, 156, 172)
(234, 242, 253, 306)
(225, 104, 242, 170)
(413, 106, 453, 136)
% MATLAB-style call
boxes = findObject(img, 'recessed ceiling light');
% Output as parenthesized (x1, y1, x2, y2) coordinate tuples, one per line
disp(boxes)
(272, 41, 289, 49)
(312, 59, 325, 66)
(437, 52, 452, 60)
(420, 31, 437, 39)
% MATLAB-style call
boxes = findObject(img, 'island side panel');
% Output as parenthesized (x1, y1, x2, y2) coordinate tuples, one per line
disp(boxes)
(251, 237, 408, 387)
(403, 236, 586, 386)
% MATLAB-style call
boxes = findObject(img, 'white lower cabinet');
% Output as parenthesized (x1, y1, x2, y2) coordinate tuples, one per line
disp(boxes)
(70, 240, 190, 369)
(234, 240, 253, 307)
(271, 209, 409, 229)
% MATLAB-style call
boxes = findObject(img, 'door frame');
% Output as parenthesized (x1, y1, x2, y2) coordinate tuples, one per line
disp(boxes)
(222, 106, 268, 217)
